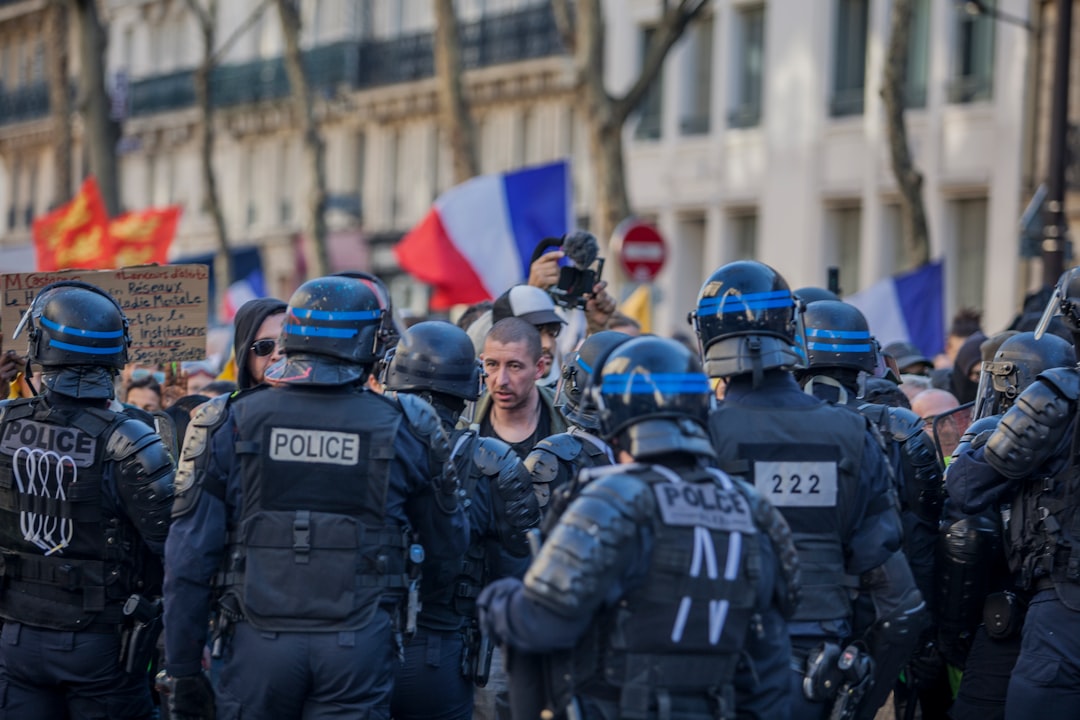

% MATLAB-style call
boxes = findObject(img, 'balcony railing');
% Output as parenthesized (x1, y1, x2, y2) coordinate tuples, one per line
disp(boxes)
(0, 82, 48, 125)
(120, 3, 564, 120)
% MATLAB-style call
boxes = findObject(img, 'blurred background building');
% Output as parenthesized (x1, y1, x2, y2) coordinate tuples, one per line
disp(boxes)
(0, 0, 1071, 337)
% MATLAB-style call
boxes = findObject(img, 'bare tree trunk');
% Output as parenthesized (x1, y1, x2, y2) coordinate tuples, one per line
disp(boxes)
(881, 0, 930, 268)
(554, 0, 706, 246)
(275, 0, 328, 278)
(184, 0, 233, 315)
(73, 0, 120, 217)
(433, 0, 478, 184)
(45, 0, 71, 207)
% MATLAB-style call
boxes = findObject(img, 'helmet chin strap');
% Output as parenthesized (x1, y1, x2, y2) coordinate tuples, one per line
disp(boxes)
(803, 375, 849, 405)
(748, 337, 764, 389)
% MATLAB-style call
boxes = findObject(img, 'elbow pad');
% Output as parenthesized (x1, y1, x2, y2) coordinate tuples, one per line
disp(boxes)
(108, 418, 176, 543)
(985, 378, 1075, 480)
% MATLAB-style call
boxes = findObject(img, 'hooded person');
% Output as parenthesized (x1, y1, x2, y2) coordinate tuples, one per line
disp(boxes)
(232, 297, 287, 390)
(951, 332, 988, 405)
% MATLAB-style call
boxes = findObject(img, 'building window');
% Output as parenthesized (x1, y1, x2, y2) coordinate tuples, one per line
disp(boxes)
(948, 1, 995, 103)
(830, 0, 869, 117)
(634, 27, 663, 140)
(905, 0, 930, 108)
(729, 211, 758, 260)
(729, 5, 764, 129)
(680, 16, 713, 135)
(825, 205, 861, 295)
(952, 197, 988, 311)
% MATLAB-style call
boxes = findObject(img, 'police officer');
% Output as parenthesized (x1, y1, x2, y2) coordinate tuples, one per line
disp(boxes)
(0, 281, 175, 719)
(691, 261, 926, 720)
(962, 267, 1080, 718)
(161, 276, 470, 719)
(794, 299, 947, 717)
(942, 330, 1074, 720)
(381, 320, 540, 720)
(479, 336, 800, 720)
(523, 330, 631, 515)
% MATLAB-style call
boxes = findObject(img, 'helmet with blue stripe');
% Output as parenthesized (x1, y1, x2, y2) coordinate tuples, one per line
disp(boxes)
(266, 276, 383, 386)
(689, 260, 801, 381)
(555, 330, 632, 431)
(800, 300, 878, 374)
(587, 336, 715, 459)
(17, 281, 130, 370)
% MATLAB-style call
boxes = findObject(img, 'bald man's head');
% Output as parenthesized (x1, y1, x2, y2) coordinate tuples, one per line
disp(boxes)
(911, 388, 959, 421)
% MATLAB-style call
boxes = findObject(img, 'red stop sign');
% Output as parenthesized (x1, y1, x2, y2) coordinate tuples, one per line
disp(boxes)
(615, 219, 667, 281)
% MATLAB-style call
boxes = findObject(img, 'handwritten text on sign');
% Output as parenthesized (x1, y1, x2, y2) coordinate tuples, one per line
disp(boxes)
(1, 265, 210, 365)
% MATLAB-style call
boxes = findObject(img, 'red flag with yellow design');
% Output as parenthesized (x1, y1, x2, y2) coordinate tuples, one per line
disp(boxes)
(109, 205, 182, 267)
(31, 177, 114, 271)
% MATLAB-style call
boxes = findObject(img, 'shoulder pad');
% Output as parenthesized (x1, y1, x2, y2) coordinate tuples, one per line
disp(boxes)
(172, 395, 231, 518)
(106, 416, 161, 461)
(190, 393, 230, 429)
(472, 435, 518, 476)
(524, 468, 652, 616)
(885, 406, 923, 442)
(740, 480, 801, 618)
(533, 433, 584, 462)
(1038, 366, 1080, 400)
(959, 415, 1001, 447)
(857, 402, 889, 431)
(986, 379, 1073, 480)
(397, 392, 443, 440)
(523, 445, 560, 486)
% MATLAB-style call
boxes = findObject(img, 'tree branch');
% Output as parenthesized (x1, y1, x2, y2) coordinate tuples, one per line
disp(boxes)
(210, 0, 273, 67)
(880, 0, 930, 268)
(612, 0, 708, 125)
(551, 0, 576, 55)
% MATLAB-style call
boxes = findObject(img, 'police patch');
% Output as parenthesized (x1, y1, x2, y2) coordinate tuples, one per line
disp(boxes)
(269, 428, 361, 466)
(653, 483, 758, 534)
(0, 418, 97, 467)
(753, 460, 838, 507)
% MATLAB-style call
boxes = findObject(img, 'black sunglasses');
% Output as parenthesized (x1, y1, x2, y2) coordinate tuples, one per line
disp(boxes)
(250, 339, 278, 357)
(539, 323, 562, 338)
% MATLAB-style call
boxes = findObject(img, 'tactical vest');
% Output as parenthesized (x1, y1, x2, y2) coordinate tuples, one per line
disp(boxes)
(1005, 423, 1080, 610)
(709, 401, 865, 623)
(220, 387, 409, 632)
(0, 397, 142, 631)
(549, 465, 761, 720)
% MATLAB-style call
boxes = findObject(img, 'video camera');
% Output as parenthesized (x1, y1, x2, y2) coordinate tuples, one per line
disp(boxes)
(530, 231, 605, 310)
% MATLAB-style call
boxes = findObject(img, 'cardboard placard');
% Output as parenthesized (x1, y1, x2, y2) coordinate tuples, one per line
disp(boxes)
(2, 265, 210, 365)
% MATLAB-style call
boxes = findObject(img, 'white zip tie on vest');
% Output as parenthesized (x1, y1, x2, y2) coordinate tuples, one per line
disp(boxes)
(12, 446, 77, 555)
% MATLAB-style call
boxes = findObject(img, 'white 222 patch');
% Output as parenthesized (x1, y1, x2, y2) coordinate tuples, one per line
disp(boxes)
(753, 461, 838, 508)
(269, 428, 361, 466)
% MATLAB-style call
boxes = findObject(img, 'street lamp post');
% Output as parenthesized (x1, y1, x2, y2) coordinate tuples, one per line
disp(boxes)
(1043, 0, 1072, 285)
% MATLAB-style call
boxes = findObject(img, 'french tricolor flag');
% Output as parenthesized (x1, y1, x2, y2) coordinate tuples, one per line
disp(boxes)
(845, 260, 945, 357)
(394, 160, 571, 310)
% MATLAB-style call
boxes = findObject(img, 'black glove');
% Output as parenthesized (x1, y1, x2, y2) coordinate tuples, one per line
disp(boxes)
(164, 672, 216, 720)
(907, 633, 945, 687)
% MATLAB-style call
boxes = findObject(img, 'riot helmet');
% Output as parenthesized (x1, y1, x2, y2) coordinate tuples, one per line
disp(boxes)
(555, 330, 632, 431)
(985, 331, 1075, 411)
(382, 321, 483, 401)
(332, 270, 399, 360)
(15, 281, 130, 370)
(794, 286, 840, 305)
(689, 260, 801, 382)
(799, 300, 878, 374)
(587, 336, 715, 460)
(265, 276, 383, 386)
(11, 281, 131, 400)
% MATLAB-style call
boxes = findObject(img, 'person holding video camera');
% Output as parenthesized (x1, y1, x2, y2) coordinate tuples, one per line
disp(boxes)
(527, 231, 618, 344)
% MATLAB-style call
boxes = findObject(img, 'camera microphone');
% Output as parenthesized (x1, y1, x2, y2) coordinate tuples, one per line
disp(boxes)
(562, 231, 599, 269)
